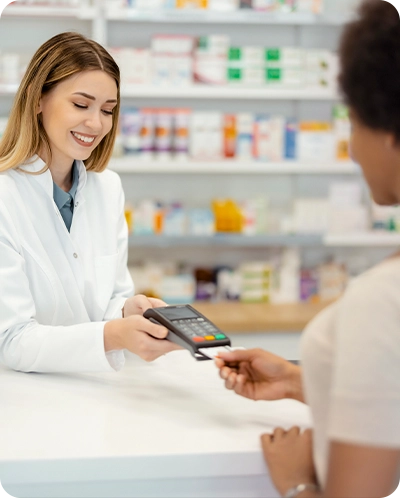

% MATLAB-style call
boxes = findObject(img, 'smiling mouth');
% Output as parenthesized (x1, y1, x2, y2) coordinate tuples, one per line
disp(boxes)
(71, 131, 96, 145)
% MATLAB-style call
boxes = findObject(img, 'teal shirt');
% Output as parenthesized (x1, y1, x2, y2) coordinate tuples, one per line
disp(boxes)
(53, 162, 79, 232)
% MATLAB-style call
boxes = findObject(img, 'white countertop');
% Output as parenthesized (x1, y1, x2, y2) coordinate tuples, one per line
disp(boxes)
(0, 350, 311, 497)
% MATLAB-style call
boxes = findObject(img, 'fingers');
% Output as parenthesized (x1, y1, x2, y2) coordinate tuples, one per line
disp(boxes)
(143, 336, 183, 362)
(131, 294, 153, 313)
(129, 315, 169, 339)
(147, 297, 168, 308)
(216, 348, 257, 363)
(261, 426, 304, 447)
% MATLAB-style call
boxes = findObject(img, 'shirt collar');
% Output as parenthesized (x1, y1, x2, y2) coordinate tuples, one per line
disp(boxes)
(18, 155, 87, 199)
(53, 161, 79, 210)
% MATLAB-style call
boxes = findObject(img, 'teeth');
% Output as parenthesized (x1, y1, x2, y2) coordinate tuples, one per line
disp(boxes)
(72, 132, 95, 144)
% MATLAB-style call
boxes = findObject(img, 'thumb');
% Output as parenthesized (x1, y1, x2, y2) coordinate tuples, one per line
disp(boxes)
(133, 294, 153, 313)
(217, 347, 252, 363)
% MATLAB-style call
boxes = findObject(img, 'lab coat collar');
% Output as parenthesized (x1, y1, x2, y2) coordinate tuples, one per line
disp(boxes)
(19, 155, 87, 199)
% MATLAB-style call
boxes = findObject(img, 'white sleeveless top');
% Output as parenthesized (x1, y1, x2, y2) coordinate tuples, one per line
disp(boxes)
(301, 257, 400, 486)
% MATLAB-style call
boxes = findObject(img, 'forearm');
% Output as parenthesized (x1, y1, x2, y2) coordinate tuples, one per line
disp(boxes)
(1, 320, 112, 372)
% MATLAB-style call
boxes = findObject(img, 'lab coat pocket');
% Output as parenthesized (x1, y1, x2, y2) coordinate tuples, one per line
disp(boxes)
(94, 252, 119, 314)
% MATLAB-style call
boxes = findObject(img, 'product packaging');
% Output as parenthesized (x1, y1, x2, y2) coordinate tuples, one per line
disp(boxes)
(223, 114, 237, 158)
(139, 109, 156, 159)
(154, 108, 174, 159)
(297, 121, 335, 161)
(172, 108, 191, 160)
(176, 0, 208, 8)
(333, 104, 351, 161)
(239, 262, 272, 303)
(253, 115, 284, 161)
(121, 108, 141, 154)
(284, 118, 298, 159)
(236, 113, 254, 159)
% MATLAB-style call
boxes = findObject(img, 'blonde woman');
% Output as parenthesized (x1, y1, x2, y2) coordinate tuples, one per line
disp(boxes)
(0, 32, 180, 373)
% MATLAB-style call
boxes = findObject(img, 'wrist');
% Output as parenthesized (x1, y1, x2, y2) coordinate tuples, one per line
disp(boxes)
(104, 319, 125, 352)
(283, 483, 320, 498)
(285, 364, 305, 403)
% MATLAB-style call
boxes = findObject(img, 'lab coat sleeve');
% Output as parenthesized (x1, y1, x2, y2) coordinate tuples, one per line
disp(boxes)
(0, 203, 117, 373)
(102, 174, 134, 321)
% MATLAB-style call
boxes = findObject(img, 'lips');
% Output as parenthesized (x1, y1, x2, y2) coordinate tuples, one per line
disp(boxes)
(71, 131, 96, 147)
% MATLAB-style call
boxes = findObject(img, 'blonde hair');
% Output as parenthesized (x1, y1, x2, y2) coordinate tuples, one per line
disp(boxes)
(0, 32, 120, 174)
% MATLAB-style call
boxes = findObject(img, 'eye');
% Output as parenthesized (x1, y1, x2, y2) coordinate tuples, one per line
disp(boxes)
(74, 103, 87, 109)
(102, 110, 113, 116)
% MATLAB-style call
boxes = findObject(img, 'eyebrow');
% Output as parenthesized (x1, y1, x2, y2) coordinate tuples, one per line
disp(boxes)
(72, 92, 117, 104)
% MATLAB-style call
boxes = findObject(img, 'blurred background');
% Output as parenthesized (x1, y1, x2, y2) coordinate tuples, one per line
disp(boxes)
(0, 0, 394, 358)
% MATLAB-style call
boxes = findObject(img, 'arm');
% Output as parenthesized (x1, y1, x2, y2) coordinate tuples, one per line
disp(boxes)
(264, 271, 400, 498)
(102, 175, 134, 321)
(215, 348, 305, 403)
(322, 442, 400, 498)
(0, 205, 180, 373)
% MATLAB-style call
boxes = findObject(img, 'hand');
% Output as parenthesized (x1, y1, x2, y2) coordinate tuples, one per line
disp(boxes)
(215, 348, 304, 402)
(122, 294, 167, 317)
(261, 427, 317, 497)
(104, 313, 182, 362)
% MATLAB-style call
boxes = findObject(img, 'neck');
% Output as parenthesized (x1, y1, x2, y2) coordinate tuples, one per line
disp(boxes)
(51, 165, 74, 193)
(38, 149, 75, 192)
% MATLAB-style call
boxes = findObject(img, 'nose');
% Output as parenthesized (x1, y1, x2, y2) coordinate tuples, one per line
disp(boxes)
(84, 110, 103, 133)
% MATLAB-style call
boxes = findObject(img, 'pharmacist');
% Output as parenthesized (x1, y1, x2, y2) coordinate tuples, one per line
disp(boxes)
(216, 2, 400, 497)
(0, 32, 180, 373)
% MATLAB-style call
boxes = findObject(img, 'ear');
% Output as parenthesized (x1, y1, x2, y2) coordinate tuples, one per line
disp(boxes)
(385, 133, 398, 150)
(36, 98, 42, 115)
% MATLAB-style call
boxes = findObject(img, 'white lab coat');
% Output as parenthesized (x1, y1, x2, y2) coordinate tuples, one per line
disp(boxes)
(0, 156, 134, 373)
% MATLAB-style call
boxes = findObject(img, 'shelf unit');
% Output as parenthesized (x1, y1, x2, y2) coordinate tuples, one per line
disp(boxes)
(105, 7, 352, 26)
(193, 300, 334, 333)
(1, 4, 97, 19)
(128, 234, 323, 247)
(128, 233, 400, 248)
(110, 158, 357, 174)
(4, 1, 387, 333)
(0, 83, 339, 101)
(120, 84, 339, 100)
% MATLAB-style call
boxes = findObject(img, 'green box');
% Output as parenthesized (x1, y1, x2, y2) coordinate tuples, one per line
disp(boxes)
(265, 48, 281, 62)
(227, 67, 242, 81)
(266, 67, 282, 82)
(228, 47, 242, 61)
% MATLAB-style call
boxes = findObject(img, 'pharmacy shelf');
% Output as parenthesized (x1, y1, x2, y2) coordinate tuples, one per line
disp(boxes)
(1, 4, 97, 19)
(0, 83, 339, 100)
(110, 159, 358, 175)
(324, 232, 400, 247)
(121, 84, 340, 101)
(129, 232, 400, 248)
(129, 234, 323, 248)
(193, 300, 333, 333)
(105, 8, 352, 26)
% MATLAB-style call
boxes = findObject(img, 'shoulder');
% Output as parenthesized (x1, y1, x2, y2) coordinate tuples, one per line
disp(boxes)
(86, 168, 122, 191)
(0, 170, 19, 198)
(334, 257, 400, 343)
(84, 168, 125, 212)
(342, 257, 400, 308)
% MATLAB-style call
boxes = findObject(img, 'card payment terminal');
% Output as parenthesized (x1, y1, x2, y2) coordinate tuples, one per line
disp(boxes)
(144, 304, 232, 361)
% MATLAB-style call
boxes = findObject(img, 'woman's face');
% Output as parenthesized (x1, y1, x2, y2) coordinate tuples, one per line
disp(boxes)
(38, 70, 117, 170)
(349, 109, 400, 205)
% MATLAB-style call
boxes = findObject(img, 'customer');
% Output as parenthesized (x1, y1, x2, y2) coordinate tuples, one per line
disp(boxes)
(216, 1, 400, 497)
(0, 32, 180, 373)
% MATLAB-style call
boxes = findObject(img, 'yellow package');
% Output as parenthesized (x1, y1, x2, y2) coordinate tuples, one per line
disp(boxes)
(176, 0, 208, 8)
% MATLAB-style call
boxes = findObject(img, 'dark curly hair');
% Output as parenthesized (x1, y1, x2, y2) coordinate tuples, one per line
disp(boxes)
(339, 0, 400, 138)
